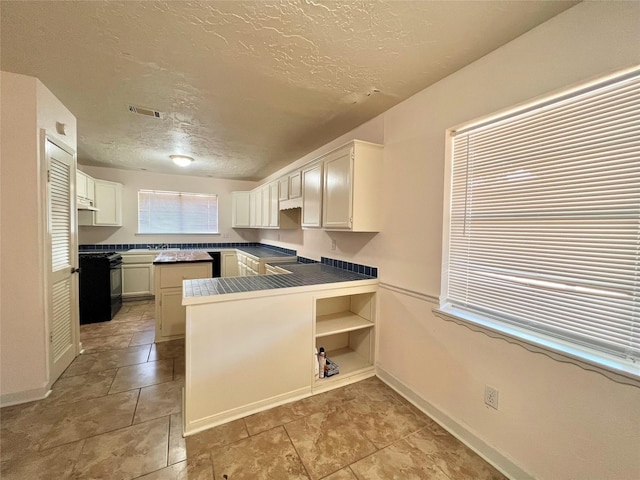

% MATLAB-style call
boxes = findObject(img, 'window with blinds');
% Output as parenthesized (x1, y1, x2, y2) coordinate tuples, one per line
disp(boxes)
(442, 69, 639, 376)
(138, 190, 219, 234)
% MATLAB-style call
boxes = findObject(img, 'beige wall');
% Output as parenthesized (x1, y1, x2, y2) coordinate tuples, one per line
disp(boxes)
(0, 71, 77, 403)
(257, 3, 640, 479)
(78, 166, 259, 246)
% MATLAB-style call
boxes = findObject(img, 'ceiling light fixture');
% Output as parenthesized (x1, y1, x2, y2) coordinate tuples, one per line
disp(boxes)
(170, 155, 194, 167)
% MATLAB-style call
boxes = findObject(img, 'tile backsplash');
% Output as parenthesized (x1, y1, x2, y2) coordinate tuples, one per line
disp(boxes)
(78, 244, 377, 277)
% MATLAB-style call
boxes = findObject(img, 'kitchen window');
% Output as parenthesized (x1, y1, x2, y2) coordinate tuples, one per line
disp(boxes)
(138, 189, 219, 234)
(439, 68, 640, 380)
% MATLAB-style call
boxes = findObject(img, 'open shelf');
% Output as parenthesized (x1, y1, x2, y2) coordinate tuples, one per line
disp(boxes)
(316, 312, 373, 338)
(313, 290, 376, 391)
(313, 347, 374, 387)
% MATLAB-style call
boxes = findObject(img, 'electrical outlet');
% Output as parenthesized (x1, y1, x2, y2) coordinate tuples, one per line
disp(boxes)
(331, 239, 336, 251)
(485, 385, 499, 409)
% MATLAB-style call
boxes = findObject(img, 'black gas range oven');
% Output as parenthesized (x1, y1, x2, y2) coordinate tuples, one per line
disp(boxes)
(79, 251, 123, 324)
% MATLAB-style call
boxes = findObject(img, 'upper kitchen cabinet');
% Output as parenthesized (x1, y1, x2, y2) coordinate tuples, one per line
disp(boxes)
(76, 170, 96, 210)
(78, 179, 123, 226)
(278, 176, 289, 202)
(322, 141, 383, 232)
(261, 184, 271, 227)
(232, 191, 250, 228)
(289, 171, 302, 199)
(249, 188, 262, 227)
(301, 161, 323, 228)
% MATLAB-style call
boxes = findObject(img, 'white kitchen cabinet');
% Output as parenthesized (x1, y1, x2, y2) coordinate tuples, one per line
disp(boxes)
(232, 191, 251, 228)
(265, 263, 290, 275)
(76, 170, 96, 209)
(122, 253, 155, 299)
(155, 262, 211, 342)
(183, 282, 377, 434)
(289, 171, 302, 199)
(78, 179, 123, 226)
(278, 176, 289, 201)
(221, 251, 238, 277)
(261, 185, 270, 227)
(301, 161, 323, 228)
(269, 182, 279, 228)
(249, 188, 262, 227)
(322, 141, 383, 232)
(76, 170, 87, 199)
(236, 251, 261, 276)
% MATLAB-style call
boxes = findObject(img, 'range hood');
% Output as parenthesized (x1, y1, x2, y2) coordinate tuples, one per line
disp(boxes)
(77, 198, 99, 211)
(279, 198, 302, 210)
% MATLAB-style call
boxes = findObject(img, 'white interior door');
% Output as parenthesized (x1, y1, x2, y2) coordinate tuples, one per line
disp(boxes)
(46, 138, 78, 383)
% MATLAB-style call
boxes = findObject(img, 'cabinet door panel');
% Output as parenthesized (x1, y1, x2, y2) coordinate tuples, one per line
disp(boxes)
(302, 163, 322, 228)
(94, 181, 122, 226)
(269, 182, 279, 227)
(323, 149, 353, 229)
(122, 264, 153, 297)
(278, 177, 289, 201)
(159, 289, 186, 336)
(289, 171, 302, 199)
(232, 192, 250, 228)
(261, 186, 270, 227)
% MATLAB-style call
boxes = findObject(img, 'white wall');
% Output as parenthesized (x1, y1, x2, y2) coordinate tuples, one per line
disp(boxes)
(78, 166, 259, 246)
(0, 71, 77, 403)
(257, 3, 640, 479)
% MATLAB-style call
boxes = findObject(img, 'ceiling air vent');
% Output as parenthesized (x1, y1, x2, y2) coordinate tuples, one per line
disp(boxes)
(128, 105, 161, 118)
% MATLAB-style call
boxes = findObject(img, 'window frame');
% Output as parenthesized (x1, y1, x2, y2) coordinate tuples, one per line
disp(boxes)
(438, 67, 640, 385)
(137, 189, 219, 235)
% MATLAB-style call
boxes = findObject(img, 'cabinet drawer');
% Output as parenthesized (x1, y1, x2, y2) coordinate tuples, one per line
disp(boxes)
(159, 264, 211, 288)
(122, 254, 156, 264)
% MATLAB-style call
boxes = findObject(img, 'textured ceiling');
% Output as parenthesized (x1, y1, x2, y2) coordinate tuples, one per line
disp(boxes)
(1, 1, 578, 180)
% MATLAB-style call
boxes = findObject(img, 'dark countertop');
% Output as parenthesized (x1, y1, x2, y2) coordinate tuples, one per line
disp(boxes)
(183, 262, 376, 302)
(153, 250, 213, 264)
(202, 246, 296, 259)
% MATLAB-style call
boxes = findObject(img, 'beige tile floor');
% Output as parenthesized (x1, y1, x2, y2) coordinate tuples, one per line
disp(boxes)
(0, 300, 507, 480)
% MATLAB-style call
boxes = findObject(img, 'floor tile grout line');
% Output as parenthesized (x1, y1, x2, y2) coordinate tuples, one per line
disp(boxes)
(282, 425, 313, 480)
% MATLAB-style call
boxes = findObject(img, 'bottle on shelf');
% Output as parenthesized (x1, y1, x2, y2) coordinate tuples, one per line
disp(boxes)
(318, 347, 326, 379)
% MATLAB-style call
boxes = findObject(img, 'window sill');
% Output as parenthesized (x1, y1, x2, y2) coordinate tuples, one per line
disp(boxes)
(433, 306, 640, 387)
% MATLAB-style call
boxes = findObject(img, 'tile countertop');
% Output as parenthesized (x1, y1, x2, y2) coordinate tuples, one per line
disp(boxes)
(183, 262, 378, 306)
(153, 250, 214, 264)
(200, 246, 297, 259)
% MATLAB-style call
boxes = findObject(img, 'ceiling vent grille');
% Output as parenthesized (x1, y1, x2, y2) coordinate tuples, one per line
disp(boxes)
(128, 105, 161, 118)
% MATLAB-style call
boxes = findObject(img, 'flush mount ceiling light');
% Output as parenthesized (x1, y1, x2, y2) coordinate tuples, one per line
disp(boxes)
(170, 155, 194, 167)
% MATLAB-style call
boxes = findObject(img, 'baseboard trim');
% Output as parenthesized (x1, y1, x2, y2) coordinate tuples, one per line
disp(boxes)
(0, 385, 51, 408)
(376, 366, 533, 480)
(184, 386, 311, 437)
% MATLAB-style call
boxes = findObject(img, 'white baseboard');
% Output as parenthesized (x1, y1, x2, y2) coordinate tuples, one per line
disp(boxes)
(184, 386, 311, 437)
(376, 366, 533, 480)
(0, 385, 51, 408)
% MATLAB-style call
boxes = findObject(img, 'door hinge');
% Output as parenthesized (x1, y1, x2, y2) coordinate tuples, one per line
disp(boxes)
(49, 332, 53, 343)
(47, 170, 51, 182)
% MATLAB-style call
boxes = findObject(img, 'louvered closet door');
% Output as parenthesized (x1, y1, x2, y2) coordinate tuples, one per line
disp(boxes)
(47, 139, 77, 382)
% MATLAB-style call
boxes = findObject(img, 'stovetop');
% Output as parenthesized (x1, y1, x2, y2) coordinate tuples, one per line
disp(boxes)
(79, 251, 121, 260)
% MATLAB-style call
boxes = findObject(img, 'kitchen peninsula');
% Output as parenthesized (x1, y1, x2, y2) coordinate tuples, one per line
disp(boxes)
(181, 262, 379, 436)
(153, 251, 213, 343)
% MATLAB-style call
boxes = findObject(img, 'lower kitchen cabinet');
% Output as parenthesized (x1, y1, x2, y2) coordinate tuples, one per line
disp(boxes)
(122, 253, 155, 299)
(221, 250, 238, 277)
(183, 282, 377, 435)
(154, 262, 211, 342)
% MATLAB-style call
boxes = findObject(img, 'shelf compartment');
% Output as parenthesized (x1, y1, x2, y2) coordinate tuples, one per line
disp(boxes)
(316, 311, 373, 338)
(322, 347, 371, 375)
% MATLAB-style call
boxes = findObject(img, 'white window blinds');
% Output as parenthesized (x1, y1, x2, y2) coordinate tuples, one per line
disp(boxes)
(444, 71, 640, 371)
(138, 190, 219, 234)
